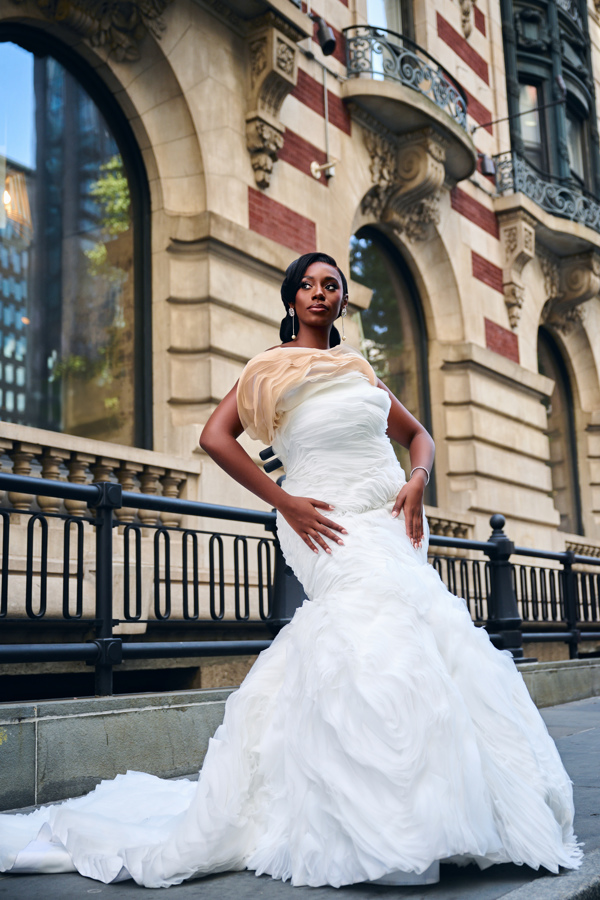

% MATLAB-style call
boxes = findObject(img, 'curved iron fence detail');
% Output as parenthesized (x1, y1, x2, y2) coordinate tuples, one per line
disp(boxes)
(0, 472, 599, 695)
(343, 25, 468, 131)
(494, 151, 600, 234)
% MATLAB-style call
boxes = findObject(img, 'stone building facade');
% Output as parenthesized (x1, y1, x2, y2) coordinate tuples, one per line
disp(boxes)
(1, 0, 600, 689)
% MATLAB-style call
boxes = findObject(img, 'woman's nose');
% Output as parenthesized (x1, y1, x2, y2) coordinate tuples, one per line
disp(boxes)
(312, 284, 325, 299)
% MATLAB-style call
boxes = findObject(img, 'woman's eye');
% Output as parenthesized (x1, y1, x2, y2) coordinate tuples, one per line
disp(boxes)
(301, 281, 311, 289)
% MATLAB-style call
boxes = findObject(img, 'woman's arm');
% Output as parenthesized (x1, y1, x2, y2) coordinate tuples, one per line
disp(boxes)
(377, 378, 435, 548)
(199, 384, 347, 554)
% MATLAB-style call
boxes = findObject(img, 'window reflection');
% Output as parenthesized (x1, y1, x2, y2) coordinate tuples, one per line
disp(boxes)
(350, 229, 435, 502)
(519, 83, 546, 172)
(0, 40, 136, 444)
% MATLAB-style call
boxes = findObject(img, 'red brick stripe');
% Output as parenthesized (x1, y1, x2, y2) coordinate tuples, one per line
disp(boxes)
(291, 69, 351, 135)
(485, 318, 519, 363)
(279, 129, 328, 186)
(248, 187, 317, 254)
(437, 13, 489, 84)
(474, 6, 486, 35)
(463, 86, 492, 134)
(472, 251, 503, 293)
(451, 187, 498, 238)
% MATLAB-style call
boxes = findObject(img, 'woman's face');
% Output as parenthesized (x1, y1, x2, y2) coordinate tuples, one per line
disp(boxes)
(293, 261, 348, 331)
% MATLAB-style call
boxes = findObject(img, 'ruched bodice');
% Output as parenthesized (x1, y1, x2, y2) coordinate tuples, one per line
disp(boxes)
(272, 375, 404, 514)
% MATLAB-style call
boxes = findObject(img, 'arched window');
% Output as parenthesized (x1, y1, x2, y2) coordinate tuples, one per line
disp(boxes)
(0, 31, 150, 446)
(537, 328, 583, 535)
(349, 227, 436, 504)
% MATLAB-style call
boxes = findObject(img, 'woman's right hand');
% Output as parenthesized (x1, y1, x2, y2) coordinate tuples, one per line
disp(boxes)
(277, 495, 347, 554)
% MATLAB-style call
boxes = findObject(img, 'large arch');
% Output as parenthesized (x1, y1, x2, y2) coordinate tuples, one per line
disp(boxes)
(0, 8, 207, 450)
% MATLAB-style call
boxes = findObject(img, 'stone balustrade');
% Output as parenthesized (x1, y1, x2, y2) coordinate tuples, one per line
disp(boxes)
(0, 422, 201, 527)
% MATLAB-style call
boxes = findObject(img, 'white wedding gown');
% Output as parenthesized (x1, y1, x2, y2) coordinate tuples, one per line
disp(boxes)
(0, 369, 582, 888)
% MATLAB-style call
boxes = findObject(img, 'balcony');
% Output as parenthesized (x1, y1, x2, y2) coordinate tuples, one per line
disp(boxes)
(494, 151, 600, 254)
(204, 0, 311, 39)
(341, 25, 476, 182)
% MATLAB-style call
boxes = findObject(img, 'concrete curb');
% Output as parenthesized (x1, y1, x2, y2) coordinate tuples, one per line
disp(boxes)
(503, 850, 600, 900)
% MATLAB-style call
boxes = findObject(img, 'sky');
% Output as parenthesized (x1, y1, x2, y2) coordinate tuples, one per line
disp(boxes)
(0, 42, 35, 170)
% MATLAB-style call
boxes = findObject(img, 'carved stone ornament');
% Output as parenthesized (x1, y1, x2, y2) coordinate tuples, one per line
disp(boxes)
(498, 210, 536, 328)
(10, 0, 172, 62)
(460, 0, 475, 38)
(362, 127, 447, 242)
(246, 25, 298, 189)
(540, 250, 600, 334)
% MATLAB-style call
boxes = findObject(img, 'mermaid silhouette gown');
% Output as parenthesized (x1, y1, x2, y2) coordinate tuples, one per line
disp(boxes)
(0, 345, 582, 887)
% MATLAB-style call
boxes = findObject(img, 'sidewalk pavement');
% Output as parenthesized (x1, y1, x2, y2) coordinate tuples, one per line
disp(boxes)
(1, 695, 599, 900)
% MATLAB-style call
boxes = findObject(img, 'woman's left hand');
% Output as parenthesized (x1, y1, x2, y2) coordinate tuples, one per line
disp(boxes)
(391, 470, 427, 548)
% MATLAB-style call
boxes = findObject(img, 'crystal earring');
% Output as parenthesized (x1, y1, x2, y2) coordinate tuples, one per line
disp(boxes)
(289, 306, 297, 340)
(341, 306, 347, 342)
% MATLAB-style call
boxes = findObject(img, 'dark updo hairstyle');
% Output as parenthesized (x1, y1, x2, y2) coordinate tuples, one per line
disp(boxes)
(279, 252, 348, 346)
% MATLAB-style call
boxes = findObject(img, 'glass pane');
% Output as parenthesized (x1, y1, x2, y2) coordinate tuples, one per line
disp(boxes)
(0, 41, 136, 444)
(350, 232, 424, 477)
(519, 83, 544, 171)
(566, 109, 585, 183)
(367, 0, 403, 32)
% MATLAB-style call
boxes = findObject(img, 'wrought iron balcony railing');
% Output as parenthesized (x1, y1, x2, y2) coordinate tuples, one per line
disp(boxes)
(494, 151, 600, 235)
(343, 25, 468, 132)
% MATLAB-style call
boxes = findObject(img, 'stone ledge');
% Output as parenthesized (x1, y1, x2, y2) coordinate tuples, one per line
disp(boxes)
(517, 658, 600, 709)
(2, 659, 599, 812)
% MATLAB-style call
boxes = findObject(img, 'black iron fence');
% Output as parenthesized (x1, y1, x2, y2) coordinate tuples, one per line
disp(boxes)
(1, 474, 599, 696)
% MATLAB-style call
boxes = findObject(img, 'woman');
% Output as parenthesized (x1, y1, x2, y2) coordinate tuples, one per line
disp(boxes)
(0, 253, 581, 888)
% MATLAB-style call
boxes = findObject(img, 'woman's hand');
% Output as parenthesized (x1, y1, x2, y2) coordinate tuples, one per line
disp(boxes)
(391, 470, 427, 548)
(277, 495, 347, 554)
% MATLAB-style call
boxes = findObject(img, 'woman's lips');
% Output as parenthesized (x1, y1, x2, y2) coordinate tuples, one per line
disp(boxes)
(308, 305, 328, 312)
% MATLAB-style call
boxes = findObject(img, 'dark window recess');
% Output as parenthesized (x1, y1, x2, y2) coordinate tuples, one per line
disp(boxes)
(349, 227, 436, 506)
(502, 0, 600, 196)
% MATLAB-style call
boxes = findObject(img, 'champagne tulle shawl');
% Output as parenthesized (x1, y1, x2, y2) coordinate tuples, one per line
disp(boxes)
(236, 345, 377, 444)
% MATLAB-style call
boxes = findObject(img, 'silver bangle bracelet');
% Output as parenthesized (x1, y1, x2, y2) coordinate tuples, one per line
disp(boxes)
(409, 466, 430, 486)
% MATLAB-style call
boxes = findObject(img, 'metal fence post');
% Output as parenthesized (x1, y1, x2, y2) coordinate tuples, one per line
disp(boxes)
(562, 550, 580, 659)
(484, 514, 524, 659)
(89, 482, 123, 695)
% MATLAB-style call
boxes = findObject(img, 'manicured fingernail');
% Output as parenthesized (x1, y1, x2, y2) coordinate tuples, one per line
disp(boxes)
(337, 540, 344, 545)
(313, 548, 319, 554)
(329, 505, 335, 510)
(341, 529, 348, 535)
(326, 548, 332, 554)
(391, 511, 398, 518)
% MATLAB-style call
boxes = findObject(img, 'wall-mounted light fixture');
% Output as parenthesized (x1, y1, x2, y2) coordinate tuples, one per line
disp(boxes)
(309, 14, 336, 56)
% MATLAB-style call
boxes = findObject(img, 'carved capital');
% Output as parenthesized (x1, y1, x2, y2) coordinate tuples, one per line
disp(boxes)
(540, 250, 599, 334)
(10, 0, 172, 62)
(245, 116, 285, 189)
(246, 25, 298, 188)
(459, 0, 475, 37)
(361, 127, 446, 241)
(498, 210, 536, 328)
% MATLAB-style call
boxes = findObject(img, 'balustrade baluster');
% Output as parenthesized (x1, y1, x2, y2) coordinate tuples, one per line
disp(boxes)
(138, 466, 165, 526)
(8, 443, 41, 511)
(37, 448, 70, 514)
(65, 453, 94, 516)
(115, 462, 143, 525)
(159, 470, 186, 527)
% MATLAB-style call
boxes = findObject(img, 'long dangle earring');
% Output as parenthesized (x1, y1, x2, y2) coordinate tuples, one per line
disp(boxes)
(289, 306, 297, 340)
(341, 306, 347, 342)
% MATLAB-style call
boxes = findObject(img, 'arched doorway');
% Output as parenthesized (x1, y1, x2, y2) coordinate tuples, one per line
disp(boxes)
(350, 226, 436, 505)
(537, 328, 583, 535)
(0, 28, 150, 447)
